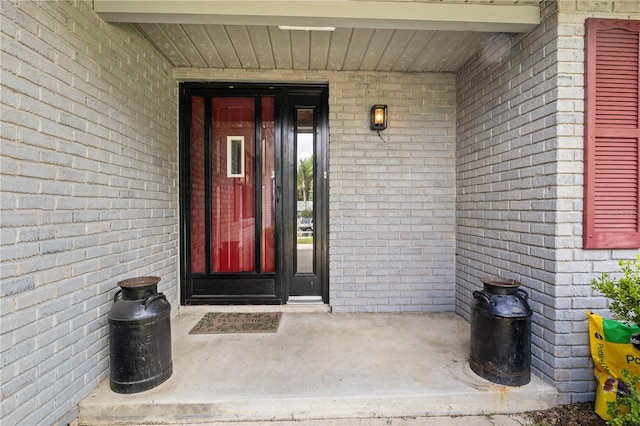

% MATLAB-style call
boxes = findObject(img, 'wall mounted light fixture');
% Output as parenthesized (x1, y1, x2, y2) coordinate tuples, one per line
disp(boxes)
(370, 105, 387, 131)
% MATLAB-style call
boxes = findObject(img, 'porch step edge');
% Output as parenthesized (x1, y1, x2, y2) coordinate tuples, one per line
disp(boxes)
(79, 385, 557, 425)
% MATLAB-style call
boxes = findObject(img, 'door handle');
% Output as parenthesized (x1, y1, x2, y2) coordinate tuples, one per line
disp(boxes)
(276, 186, 281, 203)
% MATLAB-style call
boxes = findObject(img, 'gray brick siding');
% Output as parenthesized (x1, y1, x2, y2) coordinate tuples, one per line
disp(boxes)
(456, 0, 640, 403)
(329, 73, 457, 313)
(176, 68, 458, 314)
(1, 1, 178, 424)
(552, 0, 640, 400)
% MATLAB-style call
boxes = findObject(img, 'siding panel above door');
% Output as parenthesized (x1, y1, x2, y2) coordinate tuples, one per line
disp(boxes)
(269, 26, 294, 69)
(132, 23, 496, 73)
(343, 28, 375, 71)
(291, 30, 311, 70)
(248, 26, 277, 69)
(183, 24, 226, 68)
(309, 31, 332, 70)
(225, 26, 261, 69)
(203, 25, 243, 69)
(99, 0, 540, 73)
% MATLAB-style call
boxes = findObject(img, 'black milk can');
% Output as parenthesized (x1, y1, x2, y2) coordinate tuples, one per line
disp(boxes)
(470, 277, 532, 386)
(109, 276, 172, 393)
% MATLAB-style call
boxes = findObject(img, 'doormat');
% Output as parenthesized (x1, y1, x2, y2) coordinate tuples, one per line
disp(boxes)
(189, 312, 282, 334)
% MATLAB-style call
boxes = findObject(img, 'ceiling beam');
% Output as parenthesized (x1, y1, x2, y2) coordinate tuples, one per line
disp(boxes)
(94, 1, 540, 33)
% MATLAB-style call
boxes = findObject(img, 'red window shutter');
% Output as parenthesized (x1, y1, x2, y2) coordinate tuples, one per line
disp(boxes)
(584, 18, 640, 249)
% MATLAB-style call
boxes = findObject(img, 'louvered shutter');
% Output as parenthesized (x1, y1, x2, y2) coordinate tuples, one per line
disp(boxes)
(584, 18, 640, 249)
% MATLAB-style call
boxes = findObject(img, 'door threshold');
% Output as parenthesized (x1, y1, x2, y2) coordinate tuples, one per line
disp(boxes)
(179, 303, 330, 314)
(287, 296, 323, 304)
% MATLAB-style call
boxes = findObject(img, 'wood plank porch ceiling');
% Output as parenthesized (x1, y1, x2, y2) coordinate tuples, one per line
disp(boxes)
(95, 0, 541, 73)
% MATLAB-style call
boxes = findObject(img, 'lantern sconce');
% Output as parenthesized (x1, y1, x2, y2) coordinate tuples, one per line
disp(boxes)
(370, 105, 387, 131)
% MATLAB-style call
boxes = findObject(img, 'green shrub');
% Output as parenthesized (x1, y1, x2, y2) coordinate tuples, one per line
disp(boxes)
(606, 369, 640, 426)
(592, 256, 640, 426)
(592, 254, 640, 326)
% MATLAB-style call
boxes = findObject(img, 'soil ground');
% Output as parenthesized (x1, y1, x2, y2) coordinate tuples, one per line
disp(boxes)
(522, 402, 607, 426)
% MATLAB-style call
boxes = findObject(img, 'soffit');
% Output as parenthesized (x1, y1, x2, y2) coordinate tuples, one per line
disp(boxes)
(94, 0, 542, 73)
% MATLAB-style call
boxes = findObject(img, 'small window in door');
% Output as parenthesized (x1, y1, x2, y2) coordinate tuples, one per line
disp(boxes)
(227, 136, 245, 178)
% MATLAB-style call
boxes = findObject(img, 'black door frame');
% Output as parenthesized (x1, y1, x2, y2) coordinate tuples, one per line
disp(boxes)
(179, 82, 329, 305)
(284, 91, 329, 299)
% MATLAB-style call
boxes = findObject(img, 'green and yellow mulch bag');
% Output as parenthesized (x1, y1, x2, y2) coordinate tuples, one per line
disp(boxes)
(588, 311, 640, 420)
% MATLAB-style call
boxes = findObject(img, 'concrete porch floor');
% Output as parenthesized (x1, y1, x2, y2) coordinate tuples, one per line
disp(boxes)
(79, 306, 557, 425)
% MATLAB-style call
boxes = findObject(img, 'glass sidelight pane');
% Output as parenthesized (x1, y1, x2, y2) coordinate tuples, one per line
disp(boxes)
(211, 97, 256, 272)
(261, 97, 276, 272)
(190, 96, 206, 273)
(296, 108, 315, 274)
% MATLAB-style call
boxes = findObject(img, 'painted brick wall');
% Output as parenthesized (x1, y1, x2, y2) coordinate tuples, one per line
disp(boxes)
(552, 0, 640, 401)
(0, 1, 178, 424)
(456, 0, 640, 403)
(176, 68, 458, 313)
(328, 72, 457, 313)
